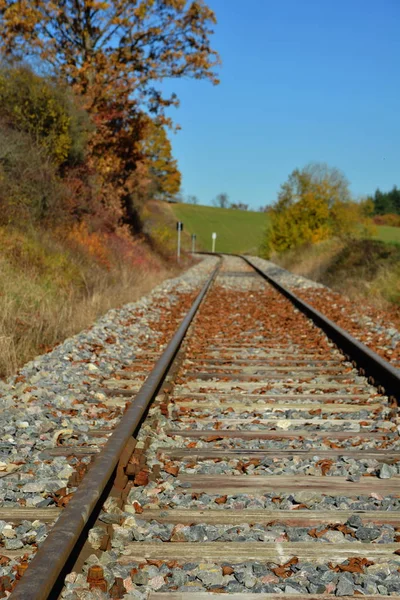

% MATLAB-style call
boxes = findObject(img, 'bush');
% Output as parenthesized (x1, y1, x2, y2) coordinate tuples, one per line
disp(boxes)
(0, 66, 89, 166)
(0, 123, 69, 225)
(373, 214, 400, 227)
(0, 66, 93, 227)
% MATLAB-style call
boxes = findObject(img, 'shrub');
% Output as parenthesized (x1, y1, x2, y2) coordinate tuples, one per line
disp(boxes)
(0, 67, 92, 227)
(373, 214, 400, 227)
(0, 227, 83, 291)
(66, 222, 111, 269)
(0, 66, 89, 166)
(0, 123, 69, 225)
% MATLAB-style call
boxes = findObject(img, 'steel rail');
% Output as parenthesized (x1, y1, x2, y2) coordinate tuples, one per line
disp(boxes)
(11, 260, 220, 600)
(242, 255, 400, 402)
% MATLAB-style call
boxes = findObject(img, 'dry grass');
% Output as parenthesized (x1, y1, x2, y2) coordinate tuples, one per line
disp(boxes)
(274, 238, 400, 310)
(0, 228, 180, 377)
(273, 239, 345, 281)
(0, 264, 175, 377)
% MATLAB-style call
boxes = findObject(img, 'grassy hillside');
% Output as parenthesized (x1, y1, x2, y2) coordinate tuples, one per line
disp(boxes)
(170, 203, 268, 254)
(374, 225, 400, 245)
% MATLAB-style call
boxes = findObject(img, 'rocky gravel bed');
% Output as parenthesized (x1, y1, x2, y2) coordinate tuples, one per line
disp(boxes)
(146, 429, 400, 451)
(56, 255, 400, 598)
(0, 257, 217, 499)
(60, 554, 400, 599)
(171, 407, 390, 420)
(0, 518, 50, 551)
(0, 256, 218, 583)
(166, 418, 395, 432)
(115, 516, 399, 544)
(154, 456, 400, 479)
(175, 382, 379, 395)
(0, 455, 94, 509)
(250, 255, 400, 369)
(128, 483, 400, 512)
(217, 256, 267, 291)
(173, 391, 387, 405)
(297, 286, 400, 368)
(248, 257, 325, 290)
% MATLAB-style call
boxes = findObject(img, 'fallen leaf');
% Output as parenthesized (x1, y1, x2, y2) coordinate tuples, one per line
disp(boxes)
(205, 435, 224, 442)
(329, 557, 374, 573)
(316, 458, 333, 476)
(147, 559, 164, 568)
(308, 528, 328, 538)
(215, 495, 228, 504)
(132, 502, 143, 514)
(134, 470, 149, 486)
(163, 463, 179, 476)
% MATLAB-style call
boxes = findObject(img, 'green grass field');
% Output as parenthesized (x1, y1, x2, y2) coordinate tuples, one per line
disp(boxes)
(170, 203, 268, 254)
(168, 204, 400, 254)
(374, 225, 400, 245)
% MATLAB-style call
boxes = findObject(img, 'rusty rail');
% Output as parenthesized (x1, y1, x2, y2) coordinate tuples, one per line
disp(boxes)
(243, 255, 400, 402)
(10, 260, 220, 600)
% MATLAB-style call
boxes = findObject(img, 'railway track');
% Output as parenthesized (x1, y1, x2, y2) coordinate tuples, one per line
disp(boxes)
(5, 255, 400, 599)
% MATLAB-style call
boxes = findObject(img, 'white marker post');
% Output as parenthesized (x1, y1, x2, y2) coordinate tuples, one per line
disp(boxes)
(191, 233, 196, 254)
(212, 232, 217, 253)
(176, 221, 183, 262)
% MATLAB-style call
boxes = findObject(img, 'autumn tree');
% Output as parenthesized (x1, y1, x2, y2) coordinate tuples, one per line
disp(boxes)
(0, 0, 219, 112)
(263, 163, 366, 256)
(0, 0, 220, 231)
(139, 117, 181, 200)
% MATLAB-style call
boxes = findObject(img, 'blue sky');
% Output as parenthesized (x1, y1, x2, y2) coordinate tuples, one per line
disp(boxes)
(163, 0, 400, 210)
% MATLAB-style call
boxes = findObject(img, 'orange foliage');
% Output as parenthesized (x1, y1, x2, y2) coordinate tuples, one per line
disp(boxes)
(0, 0, 220, 232)
(373, 213, 400, 227)
(67, 222, 111, 269)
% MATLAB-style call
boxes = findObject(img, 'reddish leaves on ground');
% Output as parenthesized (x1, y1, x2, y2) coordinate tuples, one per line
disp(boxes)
(205, 435, 224, 442)
(316, 458, 334, 475)
(214, 495, 228, 504)
(147, 559, 164, 568)
(134, 470, 149, 486)
(308, 528, 327, 538)
(132, 501, 143, 514)
(329, 557, 374, 573)
(163, 463, 179, 476)
(271, 557, 299, 578)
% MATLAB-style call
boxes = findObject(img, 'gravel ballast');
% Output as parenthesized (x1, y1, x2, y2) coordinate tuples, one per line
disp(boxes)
(0, 256, 218, 584)
(4, 254, 400, 598)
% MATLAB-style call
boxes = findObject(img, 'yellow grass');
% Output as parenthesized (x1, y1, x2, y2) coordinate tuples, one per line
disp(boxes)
(0, 228, 178, 377)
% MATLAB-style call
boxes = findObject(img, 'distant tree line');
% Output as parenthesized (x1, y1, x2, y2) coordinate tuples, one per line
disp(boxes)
(177, 191, 249, 210)
(212, 193, 248, 210)
(370, 186, 400, 215)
